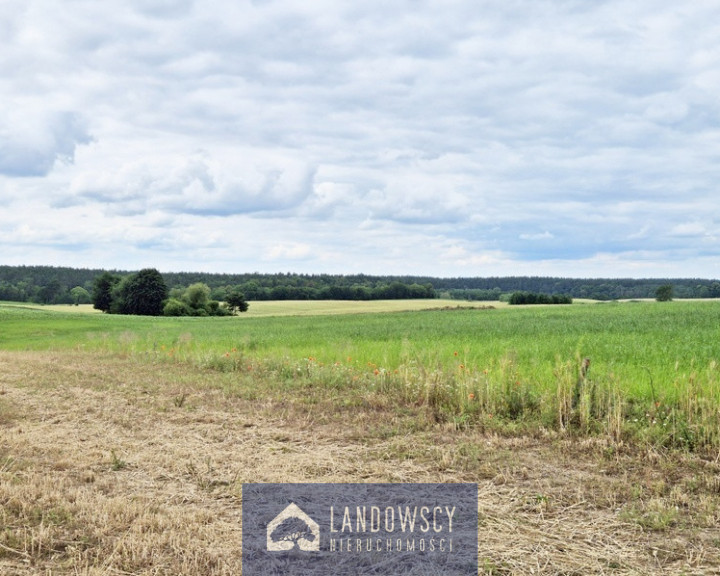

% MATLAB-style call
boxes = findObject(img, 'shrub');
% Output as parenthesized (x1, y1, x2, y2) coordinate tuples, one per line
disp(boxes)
(163, 298, 192, 316)
(656, 284, 674, 302)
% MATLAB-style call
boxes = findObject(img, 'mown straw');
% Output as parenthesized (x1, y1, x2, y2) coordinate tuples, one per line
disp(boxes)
(1, 351, 718, 575)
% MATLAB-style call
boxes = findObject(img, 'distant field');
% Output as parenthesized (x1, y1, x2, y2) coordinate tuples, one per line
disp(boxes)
(0, 298, 503, 316)
(239, 298, 504, 316)
(0, 301, 104, 314)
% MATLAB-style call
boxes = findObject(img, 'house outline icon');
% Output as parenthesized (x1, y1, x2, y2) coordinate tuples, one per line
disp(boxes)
(266, 502, 320, 552)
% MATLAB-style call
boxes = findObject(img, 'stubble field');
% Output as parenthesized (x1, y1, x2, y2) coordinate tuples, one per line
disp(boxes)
(1, 300, 720, 574)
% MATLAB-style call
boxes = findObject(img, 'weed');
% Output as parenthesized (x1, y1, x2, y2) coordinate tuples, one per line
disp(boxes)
(620, 500, 680, 531)
(186, 458, 230, 491)
(110, 450, 127, 471)
(0, 455, 15, 474)
(173, 392, 188, 408)
(481, 558, 512, 575)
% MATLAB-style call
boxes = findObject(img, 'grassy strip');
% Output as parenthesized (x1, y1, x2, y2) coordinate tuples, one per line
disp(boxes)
(2, 301, 720, 450)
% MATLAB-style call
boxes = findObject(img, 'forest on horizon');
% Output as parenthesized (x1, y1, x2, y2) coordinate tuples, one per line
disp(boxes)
(1, 264, 720, 305)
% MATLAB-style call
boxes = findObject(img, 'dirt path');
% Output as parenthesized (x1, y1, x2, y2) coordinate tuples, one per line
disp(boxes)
(1, 352, 719, 574)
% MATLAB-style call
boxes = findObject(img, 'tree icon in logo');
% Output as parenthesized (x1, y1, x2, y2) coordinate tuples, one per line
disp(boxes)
(267, 502, 320, 551)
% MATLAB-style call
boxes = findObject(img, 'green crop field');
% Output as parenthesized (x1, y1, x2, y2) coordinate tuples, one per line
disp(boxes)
(2, 299, 719, 449)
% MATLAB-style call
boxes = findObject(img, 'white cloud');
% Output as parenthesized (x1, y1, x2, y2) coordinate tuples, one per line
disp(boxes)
(265, 243, 312, 261)
(519, 232, 554, 241)
(670, 222, 709, 237)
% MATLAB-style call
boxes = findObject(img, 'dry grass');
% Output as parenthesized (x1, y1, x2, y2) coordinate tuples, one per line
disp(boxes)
(1, 351, 719, 575)
(3, 299, 505, 318)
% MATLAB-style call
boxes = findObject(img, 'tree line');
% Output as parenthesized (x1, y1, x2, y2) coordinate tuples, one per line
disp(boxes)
(92, 269, 249, 316)
(508, 291, 573, 305)
(1, 265, 720, 305)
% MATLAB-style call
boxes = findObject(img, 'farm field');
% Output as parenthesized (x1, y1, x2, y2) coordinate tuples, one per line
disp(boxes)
(1, 300, 720, 574)
(0, 298, 502, 316)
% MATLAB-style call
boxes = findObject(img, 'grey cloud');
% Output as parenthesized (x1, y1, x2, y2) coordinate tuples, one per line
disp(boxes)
(0, 112, 92, 177)
(154, 157, 316, 217)
(131, 0, 195, 19)
(68, 153, 317, 218)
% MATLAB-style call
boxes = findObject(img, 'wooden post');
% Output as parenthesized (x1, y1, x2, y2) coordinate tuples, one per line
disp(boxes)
(572, 357, 591, 409)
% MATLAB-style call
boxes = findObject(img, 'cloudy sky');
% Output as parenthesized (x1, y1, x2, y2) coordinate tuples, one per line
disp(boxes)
(2, 0, 720, 278)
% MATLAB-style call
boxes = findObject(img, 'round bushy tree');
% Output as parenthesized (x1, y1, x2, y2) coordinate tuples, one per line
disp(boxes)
(656, 284, 674, 302)
(70, 286, 91, 305)
(119, 268, 168, 316)
(182, 282, 211, 311)
(225, 289, 249, 314)
(163, 297, 192, 316)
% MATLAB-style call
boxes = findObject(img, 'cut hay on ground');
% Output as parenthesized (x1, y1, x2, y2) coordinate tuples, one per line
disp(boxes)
(1, 351, 718, 574)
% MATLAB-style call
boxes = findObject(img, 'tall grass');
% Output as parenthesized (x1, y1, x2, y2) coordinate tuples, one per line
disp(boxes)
(2, 300, 719, 450)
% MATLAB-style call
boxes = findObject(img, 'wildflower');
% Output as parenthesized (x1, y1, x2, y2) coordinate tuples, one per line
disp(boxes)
(468, 393, 475, 400)
(459, 364, 465, 370)
(225, 352, 230, 357)
(374, 369, 380, 375)
(454, 351, 458, 357)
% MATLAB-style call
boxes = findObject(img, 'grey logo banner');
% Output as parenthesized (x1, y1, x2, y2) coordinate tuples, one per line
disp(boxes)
(243, 483, 478, 575)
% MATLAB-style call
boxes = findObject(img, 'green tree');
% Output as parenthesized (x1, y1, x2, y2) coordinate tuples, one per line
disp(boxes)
(92, 272, 122, 312)
(117, 268, 168, 315)
(182, 283, 211, 311)
(225, 289, 249, 314)
(656, 284, 674, 302)
(70, 286, 91, 305)
(37, 279, 63, 304)
(163, 297, 192, 316)
(162, 282, 230, 316)
(206, 300, 231, 316)
(239, 280, 264, 300)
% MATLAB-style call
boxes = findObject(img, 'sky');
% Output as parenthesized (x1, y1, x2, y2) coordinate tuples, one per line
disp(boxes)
(2, 0, 720, 279)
